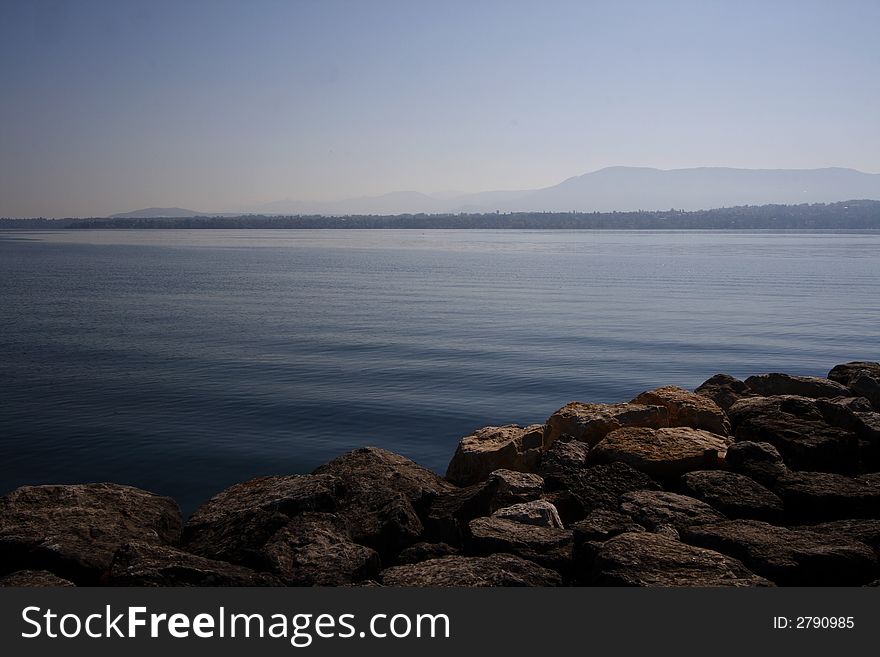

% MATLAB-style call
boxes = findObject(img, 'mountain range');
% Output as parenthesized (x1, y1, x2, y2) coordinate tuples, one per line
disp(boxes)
(111, 166, 880, 218)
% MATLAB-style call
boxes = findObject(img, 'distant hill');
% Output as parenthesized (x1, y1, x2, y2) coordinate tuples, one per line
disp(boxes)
(96, 167, 880, 219)
(109, 207, 204, 218)
(238, 166, 880, 216)
(58, 199, 880, 230)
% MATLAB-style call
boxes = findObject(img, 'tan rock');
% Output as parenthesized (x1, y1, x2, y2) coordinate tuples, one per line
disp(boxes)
(633, 385, 730, 435)
(445, 424, 543, 486)
(590, 426, 729, 479)
(543, 402, 668, 448)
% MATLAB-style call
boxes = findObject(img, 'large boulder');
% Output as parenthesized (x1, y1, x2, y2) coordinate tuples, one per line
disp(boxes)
(745, 372, 852, 399)
(571, 509, 645, 543)
(445, 425, 544, 486)
(773, 471, 880, 522)
(724, 441, 789, 487)
(694, 374, 756, 411)
(0, 570, 75, 587)
(0, 483, 182, 584)
(544, 462, 661, 523)
(492, 500, 564, 528)
(794, 519, 880, 553)
(538, 438, 590, 489)
(422, 470, 544, 546)
(108, 542, 282, 586)
(681, 519, 878, 585)
(543, 402, 667, 448)
(380, 554, 562, 587)
(394, 542, 459, 565)
(828, 362, 880, 411)
(466, 517, 573, 578)
(315, 447, 455, 556)
(182, 473, 340, 565)
(590, 427, 729, 479)
(632, 386, 730, 435)
(680, 470, 784, 523)
(589, 532, 770, 587)
(619, 490, 726, 535)
(258, 513, 381, 585)
(729, 396, 859, 473)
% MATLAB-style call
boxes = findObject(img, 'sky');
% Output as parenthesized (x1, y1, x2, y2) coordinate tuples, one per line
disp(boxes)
(1, 0, 879, 217)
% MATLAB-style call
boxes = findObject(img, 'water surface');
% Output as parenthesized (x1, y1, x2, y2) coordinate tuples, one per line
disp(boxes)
(2, 229, 877, 514)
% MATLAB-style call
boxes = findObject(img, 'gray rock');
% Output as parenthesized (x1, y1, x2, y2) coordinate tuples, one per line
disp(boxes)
(729, 396, 859, 474)
(794, 519, 880, 552)
(380, 554, 562, 587)
(619, 490, 726, 533)
(724, 441, 789, 487)
(0, 570, 75, 587)
(545, 462, 661, 523)
(680, 470, 784, 523)
(182, 473, 340, 566)
(314, 447, 455, 557)
(681, 519, 879, 585)
(492, 500, 564, 528)
(774, 471, 880, 522)
(394, 542, 458, 565)
(589, 532, 771, 587)
(467, 516, 573, 578)
(828, 362, 880, 411)
(538, 438, 590, 489)
(694, 374, 756, 411)
(745, 373, 852, 399)
(0, 483, 182, 585)
(109, 542, 282, 586)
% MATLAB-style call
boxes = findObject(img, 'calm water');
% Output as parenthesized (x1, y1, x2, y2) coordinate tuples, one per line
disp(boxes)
(1, 229, 878, 514)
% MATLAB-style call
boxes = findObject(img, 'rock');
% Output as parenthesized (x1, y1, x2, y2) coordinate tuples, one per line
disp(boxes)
(694, 374, 756, 411)
(547, 462, 661, 523)
(380, 554, 562, 587)
(315, 447, 455, 556)
(445, 425, 544, 486)
(0, 483, 182, 585)
(828, 362, 880, 411)
(724, 441, 789, 487)
(571, 510, 645, 543)
(679, 470, 784, 523)
(466, 516, 573, 577)
(422, 470, 544, 546)
(486, 469, 545, 510)
(745, 372, 851, 399)
(544, 402, 668, 448)
(795, 519, 880, 553)
(774, 471, 880, 522)
(182, 473, 340, 566)
(589, 532, 770, 587)
(538, 438, 590, 489)
(632, 385, 730, 435)
(108, 542, 282, 586)
(729, 396, 859, 473)
(394, 542, 459, 565)
(422, 484, 496, 546)
(590, 427, 729, 479)
(492, 500, 564, 528)
(0, 570, 75, 587)
(619, 490, 726, 533)
(259, 513, 380, 585)
(681, 520, 878, 585)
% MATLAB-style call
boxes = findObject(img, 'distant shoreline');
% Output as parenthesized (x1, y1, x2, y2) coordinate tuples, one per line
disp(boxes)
(3, 200, 880, 230)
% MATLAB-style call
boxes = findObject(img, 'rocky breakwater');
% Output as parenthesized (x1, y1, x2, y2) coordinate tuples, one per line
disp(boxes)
(2, 361, 880, 588)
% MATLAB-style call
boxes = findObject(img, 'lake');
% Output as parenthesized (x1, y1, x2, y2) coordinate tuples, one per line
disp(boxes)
(1, 229, 878, 514)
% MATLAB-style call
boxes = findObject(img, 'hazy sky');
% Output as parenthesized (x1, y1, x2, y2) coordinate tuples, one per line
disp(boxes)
(2, 0, 879, 217)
